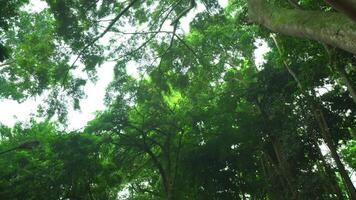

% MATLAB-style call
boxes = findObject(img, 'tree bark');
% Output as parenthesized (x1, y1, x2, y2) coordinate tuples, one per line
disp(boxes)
(247, 0, 356, 55)
(324, 0, 356, 23)
(313, 108, 356, 199)
(264, 153, 290, 199)
(271, 36, 356, 199)
(270, 137, 299, 199)
(314, 139, 345, 199)
(142, 140, 171, 199)
(283, 0, 356, 105)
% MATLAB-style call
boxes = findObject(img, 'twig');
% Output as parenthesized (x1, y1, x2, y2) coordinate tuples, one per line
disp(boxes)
(112, 0, 181, 61)
(71, 0, 139, 68)
(62, 0, 139, 85)
(174, 34, 198, 58)
(0, 60, 15, 67)
(111, 30, 173, 35)
(171, 0, 196, 25)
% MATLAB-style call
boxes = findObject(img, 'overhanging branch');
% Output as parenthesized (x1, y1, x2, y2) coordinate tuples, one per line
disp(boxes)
(324, 0, 356, 23)
(247, 0, 356, 55)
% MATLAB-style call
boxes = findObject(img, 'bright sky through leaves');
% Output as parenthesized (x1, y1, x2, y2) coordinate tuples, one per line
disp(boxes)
(0, 0, 237, 130)
(0, 0, 355, 199)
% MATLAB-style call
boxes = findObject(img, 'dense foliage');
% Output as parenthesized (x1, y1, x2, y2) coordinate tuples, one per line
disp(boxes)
(0, 0, 355, 199)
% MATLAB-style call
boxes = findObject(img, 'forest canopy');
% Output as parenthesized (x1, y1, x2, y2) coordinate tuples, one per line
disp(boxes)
(0, 0, 355, 199)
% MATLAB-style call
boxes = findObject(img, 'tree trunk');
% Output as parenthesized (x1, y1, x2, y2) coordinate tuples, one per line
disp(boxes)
(334, 65, 356, 104)
(247, 0, 356, 55)
(312, 137, 345, 199)
(313, 108, 356, 199)
(166, 179, 173, 200)
(263, 153, 290, 199)
(257, 103, 298, 199)
(271, 36, 356, 199)
(270, 137, 299, 199)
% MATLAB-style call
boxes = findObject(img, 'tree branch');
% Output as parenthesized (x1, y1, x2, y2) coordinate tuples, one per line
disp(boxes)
(324, 0, 356, 23)
(247, 0, 356, 55)
(112, 0, 181, 61)
(69, 0, 140, 69)
(171, 0, 196, 25)
(111, 30, 173, 35)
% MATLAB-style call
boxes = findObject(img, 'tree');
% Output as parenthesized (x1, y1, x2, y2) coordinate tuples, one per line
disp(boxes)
(0, 0, 355, 199)
(0, 121, 121, 200)
(247, 0, 356, 54)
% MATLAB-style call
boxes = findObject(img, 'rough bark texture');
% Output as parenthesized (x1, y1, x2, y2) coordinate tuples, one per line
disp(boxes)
(247, 0, 356, 55)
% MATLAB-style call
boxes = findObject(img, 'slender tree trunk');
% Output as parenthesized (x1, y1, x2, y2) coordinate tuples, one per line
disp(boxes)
(283, 0, 356, 105)
(271, 36, 356, 199)
(313, 108, 356, 199)
(247, 0, 356, 55)
(334, 65, 356, 104)
(260, 156, 274, 200)
(270, 137, 299, 199)
(314, 138, 345, 199)
(166, 178, 173, 200)
(257, 103, 298, 199)
(264, 153, 289, 199)
(142, 141, 171, 199)
(164, 135, 175, 200)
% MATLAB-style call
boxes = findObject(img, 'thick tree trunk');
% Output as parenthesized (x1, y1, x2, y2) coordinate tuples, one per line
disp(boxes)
(166, 180, 173, 200)
(282, 0, 356, 104)
(264, 153, 290, 199)
(247, 0, 356, 55)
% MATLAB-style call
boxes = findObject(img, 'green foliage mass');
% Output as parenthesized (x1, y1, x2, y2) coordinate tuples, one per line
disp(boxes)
(0, 121, 121, 199)
(0, 0, 355, 199)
